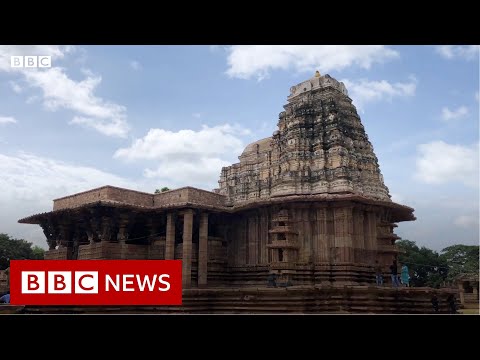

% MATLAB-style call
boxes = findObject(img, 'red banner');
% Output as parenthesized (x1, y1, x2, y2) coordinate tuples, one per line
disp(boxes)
(9, 260, 182, 305)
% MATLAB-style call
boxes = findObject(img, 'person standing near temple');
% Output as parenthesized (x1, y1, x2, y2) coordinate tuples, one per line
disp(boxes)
(446, 294, 457, 314)
(374, 260, 383, 286)
(401, 263, 410, 287)
(390, 259, 400, 287)
(267, 273, 277, 287)
(0, 293, 10, 304)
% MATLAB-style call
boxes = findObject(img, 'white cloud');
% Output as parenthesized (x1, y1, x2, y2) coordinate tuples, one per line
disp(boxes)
(9, 81, 22, 93)
(435, 45, 479, 60)
(415, 141, 479, 187)
(23, 68, 123, 118)
(0, 116, 17, 125)
(0, 45, 130, 138)
(453, 215, 479, 229)
(130, 60, 141, 71)
(0, 152, 139, 248)
(342, 77, 417, 110)
(23, 68, 129, 137)
(70, 116, 129, 138)
(114, 124, 249, 161)
(144, 157, 232, 186)
(114, 124, 251, 189)
(441, 106, 469, 122)
(225, 45, 399, 81)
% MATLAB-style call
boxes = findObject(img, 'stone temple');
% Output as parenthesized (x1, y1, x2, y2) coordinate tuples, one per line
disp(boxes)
(18, 72, 455, 313)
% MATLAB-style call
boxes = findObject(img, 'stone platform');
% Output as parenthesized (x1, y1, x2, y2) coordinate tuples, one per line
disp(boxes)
(0, 285, 458, 314)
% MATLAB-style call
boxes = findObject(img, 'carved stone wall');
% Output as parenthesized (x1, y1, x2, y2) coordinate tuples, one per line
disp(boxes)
(54, 186, 154, 210)
(223, 201, 402, 285)
(53, 186, 227, 211)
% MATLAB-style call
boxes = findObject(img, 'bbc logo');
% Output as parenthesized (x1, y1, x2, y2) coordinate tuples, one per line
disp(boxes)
(22, 271, 99, 294)
(11, 55, 52, 68)
(11, 260, 182, 305)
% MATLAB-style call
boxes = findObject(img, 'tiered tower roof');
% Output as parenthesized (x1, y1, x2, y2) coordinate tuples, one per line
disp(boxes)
(216, 72, 391, 204)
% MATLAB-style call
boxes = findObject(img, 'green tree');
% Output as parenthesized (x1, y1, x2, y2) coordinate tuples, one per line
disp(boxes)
(0, 233, 45, 270)
(31, 246, 45, 260)
(396, 239, 448, 288)
(154, 187, 170, 194)
(440, 245, 479, 282)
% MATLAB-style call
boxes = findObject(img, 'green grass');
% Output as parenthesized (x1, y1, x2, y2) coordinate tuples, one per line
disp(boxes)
(459, 308, 479, 314)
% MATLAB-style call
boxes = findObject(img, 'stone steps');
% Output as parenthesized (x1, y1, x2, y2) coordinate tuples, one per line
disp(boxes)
(3, 286, 457, 314)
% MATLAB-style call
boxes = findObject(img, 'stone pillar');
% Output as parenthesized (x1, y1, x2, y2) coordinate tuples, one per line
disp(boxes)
(364, 211, 377, 264)
(86, 230, 94, 245)
(316, 207, 328, 262)
(117, 225, 128, 244)
(182, 209, 194, 288)
(47, 227, 57, 250)
(57, 224, 71, 249)
(146, 216, 162, 245)
(165, 213, 175, 260)
(198, 212, 209, 287)
(352, 209, 365, 263)
(117, 215, 129, 259)
(55, 224, 72, 260)
(71, 232, 80, 260)
(88, 218, 100, 244)
(40, 221, 57, 250)
(100, 216, 112, 243)
(326, 207, 337, 264)
(333, 207, 353, 262)
(368, 212, 378, 251)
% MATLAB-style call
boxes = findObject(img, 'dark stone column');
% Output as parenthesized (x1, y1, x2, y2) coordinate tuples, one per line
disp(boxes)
(352, 209, 365, 263)
(100, 216, 112, 243)
(40, 220, 58, 250)
(182, 209, 194, 288)
(165, 212, 175, 260)
(54, 223, 72, 259)
(198, 212, 209, 287)
(117, 213, 130, 259)
(88, 209, 101, 244)
(333, 206, 353, 262)
(57, 224, 71, 249)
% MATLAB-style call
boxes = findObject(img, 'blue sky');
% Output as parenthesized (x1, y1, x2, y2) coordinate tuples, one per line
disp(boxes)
(0, 45, 478, 251)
